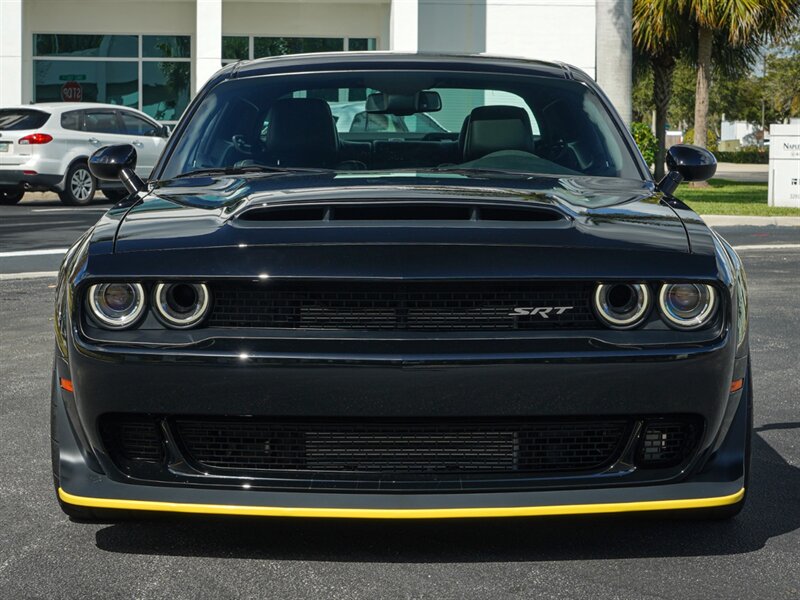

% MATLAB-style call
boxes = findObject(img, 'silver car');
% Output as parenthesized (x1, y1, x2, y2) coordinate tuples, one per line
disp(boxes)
(0, 103, 168, 205)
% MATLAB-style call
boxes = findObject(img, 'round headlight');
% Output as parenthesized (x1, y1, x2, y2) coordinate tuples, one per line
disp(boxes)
(593, 283, 651, 329)
(87, 283, 146, 329)
(658, 283, 717, 329)
(153, 283, 210, 329)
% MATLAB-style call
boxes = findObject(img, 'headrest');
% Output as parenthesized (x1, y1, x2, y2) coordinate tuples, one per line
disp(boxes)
(263, 98, 339, 167)
(462, 105, 534, 162)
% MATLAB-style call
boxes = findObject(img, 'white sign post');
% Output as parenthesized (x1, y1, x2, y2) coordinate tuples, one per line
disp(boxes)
(768, 123, 800, 208)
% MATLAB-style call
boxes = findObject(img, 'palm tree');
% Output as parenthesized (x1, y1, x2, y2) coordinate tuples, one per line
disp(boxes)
(682, 0, 800, 151)
(632, 0, 686, 180)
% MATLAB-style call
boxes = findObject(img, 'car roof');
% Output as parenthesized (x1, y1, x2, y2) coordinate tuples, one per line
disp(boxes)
(1, 103, 153, 115)
(230, 52, 585, 82)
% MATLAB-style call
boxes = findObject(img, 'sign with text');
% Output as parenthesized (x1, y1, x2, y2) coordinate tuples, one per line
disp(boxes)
(60, 81, 82, 102)
(769, 123, 800, 208)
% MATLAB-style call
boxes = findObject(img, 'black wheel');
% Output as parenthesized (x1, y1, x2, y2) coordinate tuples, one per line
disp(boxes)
(59, 162, 96, 205)
(102, 189, 128, 202)
(0, 188, 25, 205)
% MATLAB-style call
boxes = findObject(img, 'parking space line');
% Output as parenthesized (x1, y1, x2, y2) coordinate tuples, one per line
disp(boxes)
(31, 208, 107, 213)
(0, 248, 69, 258)
(0, 271, 59, 280)
(733, 244, 800, 251)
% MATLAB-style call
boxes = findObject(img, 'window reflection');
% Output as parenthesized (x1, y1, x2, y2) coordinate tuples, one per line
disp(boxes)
(222, 36, 249, 61)
(34, 34, 138, 58)
(143, 36, 191, 58)
(142, 62, 190, 121)
(254, 37, 344, 58)
(34, 60, 138, 107)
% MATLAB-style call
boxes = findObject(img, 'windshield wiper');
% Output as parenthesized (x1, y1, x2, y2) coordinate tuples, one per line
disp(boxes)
(171, 164, 333, 179)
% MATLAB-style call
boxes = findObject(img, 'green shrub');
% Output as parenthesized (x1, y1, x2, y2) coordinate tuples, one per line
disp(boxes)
(714, 149, 769, 164)
(630, 122, 657, 167)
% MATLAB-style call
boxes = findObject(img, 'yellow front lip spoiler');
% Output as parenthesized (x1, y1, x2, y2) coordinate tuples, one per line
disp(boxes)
(58, 487, 745, 519)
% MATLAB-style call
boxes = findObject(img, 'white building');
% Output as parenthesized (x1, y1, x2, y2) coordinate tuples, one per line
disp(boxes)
(0, 0, 631, 123)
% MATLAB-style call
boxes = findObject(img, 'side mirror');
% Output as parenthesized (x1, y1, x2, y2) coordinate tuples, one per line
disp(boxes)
(160, 124, 171, 138)
(89, 144, 145, 195)
(659, 144, 717, 195)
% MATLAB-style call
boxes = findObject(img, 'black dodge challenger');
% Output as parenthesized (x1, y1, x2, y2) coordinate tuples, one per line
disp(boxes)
(53, 53, 751, 521)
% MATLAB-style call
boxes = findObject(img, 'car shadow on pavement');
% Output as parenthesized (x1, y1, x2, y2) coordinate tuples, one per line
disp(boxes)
(94, 429, 800, 562)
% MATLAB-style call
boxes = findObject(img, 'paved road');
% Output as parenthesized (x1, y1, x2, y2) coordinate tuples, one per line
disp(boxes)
(714, 162, 769, 183)
(0, 198, 799, 599)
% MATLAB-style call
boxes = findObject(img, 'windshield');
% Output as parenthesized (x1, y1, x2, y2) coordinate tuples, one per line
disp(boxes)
(159, 70, 643, 181)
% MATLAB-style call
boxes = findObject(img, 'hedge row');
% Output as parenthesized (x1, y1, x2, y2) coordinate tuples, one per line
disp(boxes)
(714, 150, 769, 164)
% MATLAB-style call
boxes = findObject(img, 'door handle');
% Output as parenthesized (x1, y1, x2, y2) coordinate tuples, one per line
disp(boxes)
(132, 140, 143, 147)
(88, 137, 99, 144)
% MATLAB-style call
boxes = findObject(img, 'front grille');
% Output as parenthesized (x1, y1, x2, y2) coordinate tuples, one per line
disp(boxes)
(174, 418, 629, 475)
(207, 281, 597, 331)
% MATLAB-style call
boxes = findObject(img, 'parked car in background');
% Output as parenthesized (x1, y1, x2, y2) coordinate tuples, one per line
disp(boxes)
(0, 103, 168, 205)
(330, 101, 447, 134)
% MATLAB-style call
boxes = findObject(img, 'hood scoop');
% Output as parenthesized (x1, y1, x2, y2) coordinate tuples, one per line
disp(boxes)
(237, 202, 567, 224)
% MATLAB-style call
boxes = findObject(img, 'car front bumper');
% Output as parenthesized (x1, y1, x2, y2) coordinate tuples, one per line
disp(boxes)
(55, 332, 749, 517)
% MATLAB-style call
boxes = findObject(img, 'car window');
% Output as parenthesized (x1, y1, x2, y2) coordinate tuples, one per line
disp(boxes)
(350, 112, 407, 133)
(0, 109, 50, 130)
(60, 110, 81, 131)
(83, 110, 121, 134)
(119, 111, 159, 136)
(161, 72, 643, 181)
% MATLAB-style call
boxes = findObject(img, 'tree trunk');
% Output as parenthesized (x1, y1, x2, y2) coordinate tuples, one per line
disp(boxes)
(652, 55, 675, 180)
(693, 26, 713, 149)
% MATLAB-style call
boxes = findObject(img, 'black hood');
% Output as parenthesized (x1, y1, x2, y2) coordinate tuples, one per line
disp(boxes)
(113, 172, 698, 256)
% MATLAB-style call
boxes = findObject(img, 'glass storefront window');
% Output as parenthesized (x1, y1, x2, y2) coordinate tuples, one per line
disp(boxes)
(34, 60, 138, 107)
(348, 38, 377, 51)
(33, 34, 190, 122)
(222, 36, 249, 61)
(142, 62, 190, 121)
(254, 37, 344, 58)
(142, 36, 191, 58)
(34, 34, 138, 58)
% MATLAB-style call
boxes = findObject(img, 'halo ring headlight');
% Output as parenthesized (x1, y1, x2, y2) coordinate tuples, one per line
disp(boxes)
(153, 283, 210, 329)
(87, 283, 146, 329)
(593, 283, 651, 329)
(658, 283, 717, 330)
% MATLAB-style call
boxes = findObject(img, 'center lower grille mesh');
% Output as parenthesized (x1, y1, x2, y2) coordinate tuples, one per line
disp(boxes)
(207, 281, 597, 331)
(173, 418, 629, 475)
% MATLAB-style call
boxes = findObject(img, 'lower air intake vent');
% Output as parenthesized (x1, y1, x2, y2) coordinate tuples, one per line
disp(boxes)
(636, 419, 701, 467)
(174, 418, 630, 475)
(101, 416, 164, 463)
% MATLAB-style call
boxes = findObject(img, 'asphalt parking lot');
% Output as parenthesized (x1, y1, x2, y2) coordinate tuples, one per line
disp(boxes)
(1, 196, 798, 599)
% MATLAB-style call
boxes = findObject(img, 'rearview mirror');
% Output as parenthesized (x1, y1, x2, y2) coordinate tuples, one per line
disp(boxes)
(365, 91, 442, 115)
(88, 144, 145, 195)
(659, 144, 717, 195)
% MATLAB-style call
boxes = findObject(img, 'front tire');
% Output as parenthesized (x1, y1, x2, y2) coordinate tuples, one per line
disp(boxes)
(59, 162, 96, 205)
(0, 188, 25, 205)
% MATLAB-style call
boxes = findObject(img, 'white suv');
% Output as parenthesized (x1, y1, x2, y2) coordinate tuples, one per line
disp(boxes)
(0, 103, 169, 205)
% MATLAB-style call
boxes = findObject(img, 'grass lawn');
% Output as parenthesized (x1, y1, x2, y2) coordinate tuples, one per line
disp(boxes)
(674, 178, 800, 216)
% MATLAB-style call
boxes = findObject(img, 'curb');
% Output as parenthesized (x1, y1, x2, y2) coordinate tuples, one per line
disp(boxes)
(701, 215, 800, 227)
